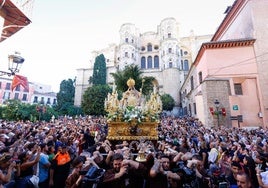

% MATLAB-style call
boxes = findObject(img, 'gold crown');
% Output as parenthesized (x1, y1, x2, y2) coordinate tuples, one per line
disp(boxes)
(127, 78, 135, 87)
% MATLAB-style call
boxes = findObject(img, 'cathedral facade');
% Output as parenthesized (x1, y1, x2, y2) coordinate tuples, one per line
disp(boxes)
(74, 17, 212, 115)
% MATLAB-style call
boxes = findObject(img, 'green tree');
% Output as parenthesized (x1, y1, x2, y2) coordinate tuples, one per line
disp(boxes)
(92, 54, 106, 85)
(1, 99, 21, 120)
(17, 103, 37, 121)
(111, 65, 155, 96)
(161, 93, 175, 111)
(55, 78, 80, 116)
(81, 85, 111, 115)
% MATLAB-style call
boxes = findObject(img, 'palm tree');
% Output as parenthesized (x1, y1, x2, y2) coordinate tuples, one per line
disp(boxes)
(111, 65, 155, 96)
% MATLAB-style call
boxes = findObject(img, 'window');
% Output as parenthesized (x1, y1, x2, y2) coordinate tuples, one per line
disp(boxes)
(168, 48, 172, 53)
(184, 51, 188, 55)
(190, 76, 194, 90)
(198, 72, 203, 84)
(132, 53, 134, 58)
(131, 39, 134, 43)
(125, 52, 128, 57)
(15, 85, 20, 91)
(3, 92, 10, 100)
(168, 33, 171, 38)
(53, 99, 57, 105)
(169, 62, 172, 68)
(147, 43, 152, 52)
(5, 83, 11, 90)
(22, 94, 27, 101)
(154, 56, 159, 68)
(14, 93, 19, 99)
(40, 97, 45, 104)
(154, 45, 159, 50)
(141, 57, 146, 69)
(184, 60, 189, 71)
(234, 83, 243, 95)
(183, 106, 188, 116)
(125, 38, 128, 43)
(188, 104, 192, 116)
(193, 103, 197, 115)
(141, 46, 145, 51)
(33, 96, 38, 103)
(47, 98, 51, 105)
(147, 56, 152, 68)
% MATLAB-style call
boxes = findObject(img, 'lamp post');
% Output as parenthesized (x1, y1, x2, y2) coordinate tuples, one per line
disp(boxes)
(214, 99, 220, 127)
(0, 52, 24, 76)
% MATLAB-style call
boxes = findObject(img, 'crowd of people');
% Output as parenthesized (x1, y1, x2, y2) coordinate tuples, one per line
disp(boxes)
(0, 115, 267, 188)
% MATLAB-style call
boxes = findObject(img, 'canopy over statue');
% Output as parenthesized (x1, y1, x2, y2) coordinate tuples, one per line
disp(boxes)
(104, 78, 162, 140)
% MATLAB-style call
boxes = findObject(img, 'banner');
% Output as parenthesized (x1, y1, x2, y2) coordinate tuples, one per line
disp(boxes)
(11, 75, 29, 91)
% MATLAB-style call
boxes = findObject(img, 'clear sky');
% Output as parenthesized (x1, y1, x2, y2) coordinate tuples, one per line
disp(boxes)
(0, 0, 235, 92)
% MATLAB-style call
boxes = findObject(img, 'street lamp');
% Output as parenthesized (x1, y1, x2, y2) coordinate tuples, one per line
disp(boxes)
(214, 99, 220, 127)
(0, 52, 24, 76)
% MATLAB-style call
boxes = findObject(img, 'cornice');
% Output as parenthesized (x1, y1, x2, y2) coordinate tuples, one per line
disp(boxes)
(195, 38, 256, 65)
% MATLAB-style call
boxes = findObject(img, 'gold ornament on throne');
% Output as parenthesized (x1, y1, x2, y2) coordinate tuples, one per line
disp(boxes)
(105, 78, 162, 140)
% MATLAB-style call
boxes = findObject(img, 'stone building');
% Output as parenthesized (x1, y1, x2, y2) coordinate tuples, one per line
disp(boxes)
(74, 17, 212, 115)
(180, 0, 268, 128)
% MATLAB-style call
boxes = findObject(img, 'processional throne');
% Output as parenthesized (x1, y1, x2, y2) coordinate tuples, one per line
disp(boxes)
(104, 78, 162, 141)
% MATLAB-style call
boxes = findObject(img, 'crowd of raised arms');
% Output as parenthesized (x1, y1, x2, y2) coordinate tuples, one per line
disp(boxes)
(0, 115, 268, 188)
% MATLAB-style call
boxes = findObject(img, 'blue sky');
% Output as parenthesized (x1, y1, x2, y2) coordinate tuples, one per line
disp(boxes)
(0, 0, 234, 92)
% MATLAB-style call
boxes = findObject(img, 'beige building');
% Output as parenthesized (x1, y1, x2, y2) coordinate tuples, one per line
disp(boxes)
(181, 0, 268, 128)
(74, 18, 212, 115)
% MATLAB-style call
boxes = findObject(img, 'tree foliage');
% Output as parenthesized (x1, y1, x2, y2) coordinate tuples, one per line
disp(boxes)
(81, 85, 111, 115)
(111, 65, 155, 96)
(92, 54, 107, 85)
(0, 99, 58, 122)
(56, 79, 75, 115)
(160, 93, 175, 111)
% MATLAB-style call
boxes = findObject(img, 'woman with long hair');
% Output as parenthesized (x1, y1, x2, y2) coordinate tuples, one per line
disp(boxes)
(243, 155, 259, 188)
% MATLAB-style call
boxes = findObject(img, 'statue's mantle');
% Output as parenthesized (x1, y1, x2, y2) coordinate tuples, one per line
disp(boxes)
(107, 120, 158, 140)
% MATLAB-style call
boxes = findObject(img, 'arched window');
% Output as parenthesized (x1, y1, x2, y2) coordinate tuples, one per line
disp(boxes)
(147, 43, 152, 52)
(154, 56, 159, 68)
(169, 61, 172, 68)
(141, 57, 146, 69)
(147, 56, 152, 68)
(184, 59, 189, 71)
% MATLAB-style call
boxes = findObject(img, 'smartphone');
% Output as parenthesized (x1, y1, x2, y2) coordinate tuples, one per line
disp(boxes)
(257, 164, 262, 169)
(219, 182, 228, 188)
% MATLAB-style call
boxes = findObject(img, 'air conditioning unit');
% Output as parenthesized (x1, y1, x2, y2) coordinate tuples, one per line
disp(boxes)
(258, 112, 263, 118)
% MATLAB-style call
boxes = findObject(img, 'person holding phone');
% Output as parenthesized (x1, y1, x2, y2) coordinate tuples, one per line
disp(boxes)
(65, 156, 93, 188)
(256, 167, 268, 188)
